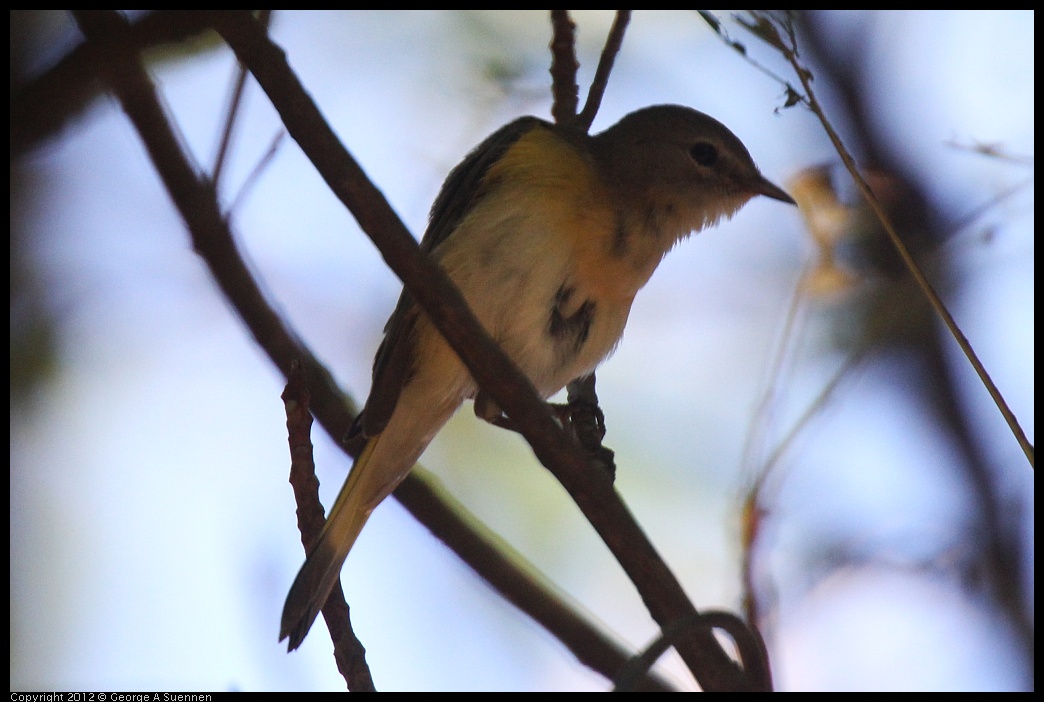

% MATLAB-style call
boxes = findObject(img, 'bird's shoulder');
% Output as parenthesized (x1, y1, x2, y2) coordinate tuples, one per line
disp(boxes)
(423, 116, 552, 254)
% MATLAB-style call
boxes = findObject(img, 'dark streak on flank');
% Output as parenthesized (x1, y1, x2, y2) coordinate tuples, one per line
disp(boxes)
(548, 284, 596, 363)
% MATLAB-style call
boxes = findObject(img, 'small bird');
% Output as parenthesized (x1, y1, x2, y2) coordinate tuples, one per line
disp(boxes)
(280, 104, 795, 649)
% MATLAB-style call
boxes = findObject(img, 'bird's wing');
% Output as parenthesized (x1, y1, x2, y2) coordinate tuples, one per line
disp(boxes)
(422, 116, 547, 252)
(354, 116, 549, 439)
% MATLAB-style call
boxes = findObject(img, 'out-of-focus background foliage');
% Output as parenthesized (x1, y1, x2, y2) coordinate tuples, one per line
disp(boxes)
(11, 11, 1032, 691)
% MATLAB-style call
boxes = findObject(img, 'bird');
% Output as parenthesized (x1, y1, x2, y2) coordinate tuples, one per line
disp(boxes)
(280, 104, 795, 650)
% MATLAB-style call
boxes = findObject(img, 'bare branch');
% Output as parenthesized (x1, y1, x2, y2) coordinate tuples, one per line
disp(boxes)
(549, 10, 579, 126)
(576, 10, 631, 133)
(282, 361, 375, 690)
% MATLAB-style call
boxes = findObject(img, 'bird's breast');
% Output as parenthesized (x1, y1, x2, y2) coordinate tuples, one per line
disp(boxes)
(429, 125, 670, 399)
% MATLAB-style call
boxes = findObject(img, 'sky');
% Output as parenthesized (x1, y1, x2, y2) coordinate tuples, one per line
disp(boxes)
(11, 10, 1034, 692)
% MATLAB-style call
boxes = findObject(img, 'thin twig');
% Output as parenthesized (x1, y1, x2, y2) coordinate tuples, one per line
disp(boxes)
(576, 10, 631, 133)
(212, 10, 271, 184)
(282, 361, 374, 690)
(549, 10, 579, 126)
(228, 130, 286, 215)
(946, 174, 1035, 238)
(614, 611, 770, 692)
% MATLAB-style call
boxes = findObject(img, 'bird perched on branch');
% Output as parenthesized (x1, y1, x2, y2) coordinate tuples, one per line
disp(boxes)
(281, 104, 795, 649)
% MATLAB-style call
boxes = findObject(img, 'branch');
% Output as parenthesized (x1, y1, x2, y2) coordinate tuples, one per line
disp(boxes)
(576, 10, 631, 132)
(12, 10, 217, 156)
(548, 10, 579, 126)
(212, 11, 272, 184)
(282, 362, 374, 690)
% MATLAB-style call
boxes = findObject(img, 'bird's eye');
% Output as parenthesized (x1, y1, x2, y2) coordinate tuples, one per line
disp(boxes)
(689, 142, 718, 167)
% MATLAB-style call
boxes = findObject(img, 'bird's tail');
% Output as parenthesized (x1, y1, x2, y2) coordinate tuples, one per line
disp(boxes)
(280, 435, 385, 650)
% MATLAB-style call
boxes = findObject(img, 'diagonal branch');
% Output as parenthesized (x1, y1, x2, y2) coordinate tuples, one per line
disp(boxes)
(576, 10, 631, 133)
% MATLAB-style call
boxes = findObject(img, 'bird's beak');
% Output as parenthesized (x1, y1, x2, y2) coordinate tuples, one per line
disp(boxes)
(753, 175, 797, 205)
